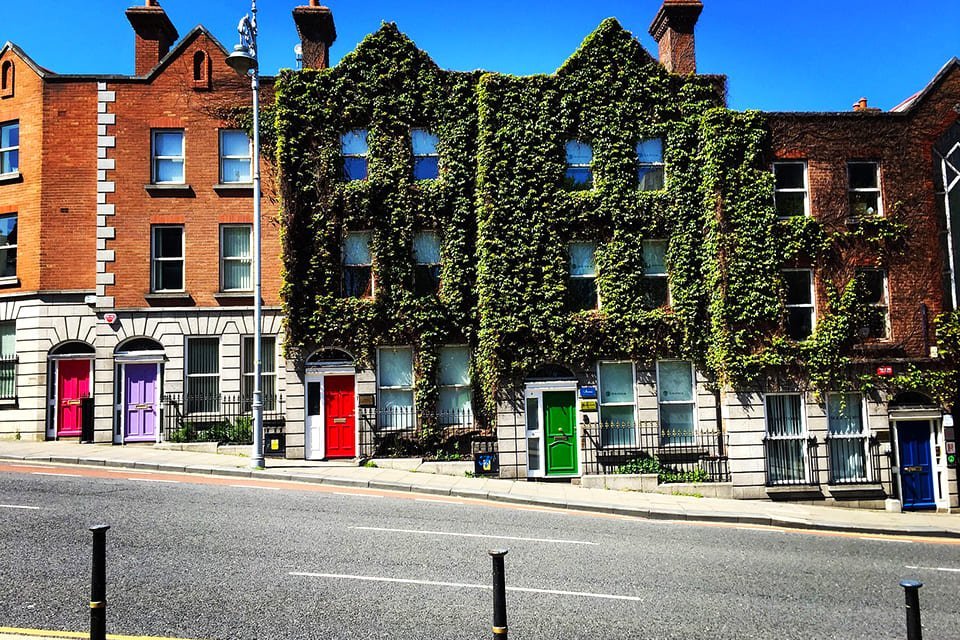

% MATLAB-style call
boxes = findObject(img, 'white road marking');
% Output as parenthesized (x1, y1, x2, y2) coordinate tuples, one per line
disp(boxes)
(0, 504, 40, 510)
(906, 565, 960, 573)
(229, 484, 280, 491)
(32, 472, 82, 478)
(350, 526, 598, 546)
(290, 572, 644, 602)
(137, 478, 179, 484)
(859, 536, 913, 544)
(332, 492, 383, 499)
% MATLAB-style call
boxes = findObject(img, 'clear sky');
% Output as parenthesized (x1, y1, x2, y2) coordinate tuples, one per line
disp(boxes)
(3, 1, 959, 112)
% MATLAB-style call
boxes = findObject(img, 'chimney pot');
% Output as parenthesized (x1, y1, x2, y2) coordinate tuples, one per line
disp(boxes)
(648, 0, 704, 75)
(853, 97, 868, 111)
(293, 3, 337, 69)
(126, 1, 179, 76)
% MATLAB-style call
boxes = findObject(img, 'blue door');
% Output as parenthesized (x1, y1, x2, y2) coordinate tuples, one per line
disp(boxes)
(897, 421, 935, 510)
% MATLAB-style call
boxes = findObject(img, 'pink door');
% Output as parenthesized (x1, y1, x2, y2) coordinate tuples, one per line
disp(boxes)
(57, 360, 90, 437)
(124, 364, 158, 442)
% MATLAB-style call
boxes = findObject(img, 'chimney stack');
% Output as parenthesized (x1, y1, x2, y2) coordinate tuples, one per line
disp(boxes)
(648, 0, 704, 76)
(126, 0, 179, 76)
(293, 1, 337, 69)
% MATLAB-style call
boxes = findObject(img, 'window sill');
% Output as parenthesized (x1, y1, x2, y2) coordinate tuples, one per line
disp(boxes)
(213, 183, 254, 195)
(0, 172, 22, 185)
(765, 484, 823, 500)
(0, 276, 19, 288)
(144, 183, 195, 197)
(214, 291, 256, 305)
(0, 397, 17, 408)
(826, 483, 885, 500)
(144, 292, 194, 306)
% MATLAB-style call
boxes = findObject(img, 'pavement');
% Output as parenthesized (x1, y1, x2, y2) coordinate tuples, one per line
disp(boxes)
(1, 439, 959, 542)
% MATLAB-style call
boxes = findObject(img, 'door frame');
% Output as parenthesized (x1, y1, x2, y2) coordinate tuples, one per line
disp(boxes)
(47, 356, 94, 440)
(524, 380, 580, 479)
(891, 417, 944, 511)
(305, 367, 357, 460)
(117, 361, 163, 445)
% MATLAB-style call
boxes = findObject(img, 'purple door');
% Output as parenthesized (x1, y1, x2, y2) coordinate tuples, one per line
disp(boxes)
(124, 364, 158, 442)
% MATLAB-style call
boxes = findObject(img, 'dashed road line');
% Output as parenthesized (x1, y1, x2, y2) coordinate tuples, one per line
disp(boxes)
(0, 504, 40, 510)
(31, 472, 82, 478)
(905, 564, 960, 573)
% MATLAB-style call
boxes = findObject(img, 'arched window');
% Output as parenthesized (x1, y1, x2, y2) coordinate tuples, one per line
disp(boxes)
(50, 341, 95, 356)
(192, 51, 210, 90)
(306, 348, 355, 366)
(0, 61, 13, 98)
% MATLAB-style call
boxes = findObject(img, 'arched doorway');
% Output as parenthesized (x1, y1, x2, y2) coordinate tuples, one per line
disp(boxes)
(304, 348, 357, 460)
(524, 363, 579, 478)
(47, 341, 94, 440)
(889, 392, 942, 510)
(114, 338, 165, 444)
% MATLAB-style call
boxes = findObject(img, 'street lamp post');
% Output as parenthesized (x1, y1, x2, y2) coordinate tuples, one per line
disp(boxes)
(225, 1, 265, 469)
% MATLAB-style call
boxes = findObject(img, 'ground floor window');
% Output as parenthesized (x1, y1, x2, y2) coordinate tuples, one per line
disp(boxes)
(0, 321, 14, 399)
(657, 360, 695, 444)
(242, 336, 276, 411)
(186, 337, 219, 413)
(378, 347, 414, 429)
(599, 361, 635, 446)
(827, 393, 868, 483)
(438, 345, 471, 424)
(764, 393, 807, 485)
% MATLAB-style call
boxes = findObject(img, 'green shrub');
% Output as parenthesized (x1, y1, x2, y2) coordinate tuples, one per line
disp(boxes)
(615, 453, 707, 483)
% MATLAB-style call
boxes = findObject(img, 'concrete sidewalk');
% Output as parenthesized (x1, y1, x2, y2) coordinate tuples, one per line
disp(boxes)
(2, 440, 959, 539)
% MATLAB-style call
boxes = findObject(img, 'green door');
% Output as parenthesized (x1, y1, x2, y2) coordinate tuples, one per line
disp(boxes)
(543, 390, 577, 476)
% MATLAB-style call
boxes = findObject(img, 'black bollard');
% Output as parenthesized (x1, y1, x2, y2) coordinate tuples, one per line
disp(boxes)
(489, 549, 508, 640)
(89, 525, 110, 640)
(900, 579, 923, 640)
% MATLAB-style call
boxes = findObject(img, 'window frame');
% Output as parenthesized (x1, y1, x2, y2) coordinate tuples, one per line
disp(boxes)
(151, 128, 185, 185)
(150, 225, 185, 293)
(0, 120, 19, 177)
(342, 230, 374, 298)
(568, 241, 598, 311)
(847, 161, 883, 217)
(597, 360, 638, 448)
(642, 239, 670, 308)
(656, 360, 697, 444)
(0, 320, 16, 401)
(782, 268, 815, 340)
(219, 224, 253, 292)
(763, 392, 810, 485)
(773, 161, 809, 218)
(377, 346, 415, 430)
(411, 128, 439, 180)
(184, 336, 220, 414)
(856, 267, 890, 340)
(636, 138, 665, 191)
(241, 335, 277, 411)
(341, 129, 368, 181)
(564, 140, 593, 189)
(413, 230, 441, 295)
(0, 211, 17, 280)
(826, 392, 871, 484)
(218, 129, 253, 185)
(438, 344, 472, 423)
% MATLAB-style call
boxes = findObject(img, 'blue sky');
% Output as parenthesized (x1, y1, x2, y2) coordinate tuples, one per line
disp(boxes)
(3, 1, 959, 112)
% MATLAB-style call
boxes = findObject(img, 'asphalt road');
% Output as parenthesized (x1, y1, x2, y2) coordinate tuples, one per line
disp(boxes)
(0, 465, 958, 640)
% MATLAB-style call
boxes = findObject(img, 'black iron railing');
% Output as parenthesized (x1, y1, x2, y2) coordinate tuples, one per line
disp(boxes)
(827, 434, 881, 485)
(582, 421, 729, 482)
(161, 393, 285, 446)
(357, 407, 495, 460)
(764, 435, 819, 486)
(0, 355, 16, 400)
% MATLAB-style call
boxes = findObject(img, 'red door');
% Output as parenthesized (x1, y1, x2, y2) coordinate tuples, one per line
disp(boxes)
(57, 359, 91, 437)
(324, 375, 355, 458)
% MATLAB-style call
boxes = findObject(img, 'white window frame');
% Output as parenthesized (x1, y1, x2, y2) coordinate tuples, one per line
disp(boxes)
(185, 336, 220, 414)
(377, 346, 414, 431)
(218, 129, 252, 184)
(151, 225, 185, 293)
(782, 268, 815, 339)
(341, 129, 368, 181)
(438, 345, 471, 424)
(411, 128, 439, 180)
(564, 140, 593, 188)
(636, 138, 665, 191)
(642, 239, 670, 307)
(826, 392, 871, 484)
(597, 361, 637, 447)
(0, 211, 17, 281)
(343, 230, 374, 298)
(220, 224, 252, 292)
(242, 335, 277, 411)
(773, 161, 809, 218)
(568, 241, 598, 310)
(655, 360, 697, 444)
(0, 320, 16, 401)
(413, 230, 441, 294)
(857, 267, 891, 340)
(847, 161, 883, 217)
(0, 120, 18, 177)
(763, 392, 810, 485)
(151, 129, 185, 184)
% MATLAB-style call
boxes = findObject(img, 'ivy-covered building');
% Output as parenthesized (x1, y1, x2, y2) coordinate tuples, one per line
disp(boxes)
(275, 0, 960, 512)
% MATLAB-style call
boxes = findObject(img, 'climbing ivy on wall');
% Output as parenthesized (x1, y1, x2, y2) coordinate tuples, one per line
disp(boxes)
(274, 17, 928, 420)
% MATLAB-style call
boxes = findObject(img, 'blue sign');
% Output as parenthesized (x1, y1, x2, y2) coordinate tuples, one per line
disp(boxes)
(579, 386, 597, 399)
